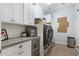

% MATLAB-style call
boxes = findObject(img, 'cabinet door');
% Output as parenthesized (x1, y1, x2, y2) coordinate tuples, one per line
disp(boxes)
(1, 40, 31, 56)
(20, 46, 31, 56)
(11, 46, 31, 56)
(24, 3, 29, 25)
(1, 46, 14, 56)
(10, 3, 23, 24)
(0, 3, 10, 22)
(10, 41, 31, 56)
(20, 41, 31, 56)
(28, 4, 35, 25)
(10, 51, 20, 56)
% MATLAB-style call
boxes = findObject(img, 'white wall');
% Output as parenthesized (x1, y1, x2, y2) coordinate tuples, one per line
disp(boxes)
(1, 23, 25, 38)
(34, 4, 44, 18)
(43, 14, 52, 23)
(75, 4, 79, 46)
(51, 5, 76, 45)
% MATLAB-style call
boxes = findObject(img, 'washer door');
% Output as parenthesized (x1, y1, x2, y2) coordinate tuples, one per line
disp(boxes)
(46, 27, 53, 42)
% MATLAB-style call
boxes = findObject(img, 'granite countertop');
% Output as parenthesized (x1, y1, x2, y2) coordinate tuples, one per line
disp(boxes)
(2, 36, 40, 49)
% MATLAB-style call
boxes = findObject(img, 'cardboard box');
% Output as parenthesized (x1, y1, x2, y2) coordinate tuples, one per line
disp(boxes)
(57, 27, 67, 32)
(58, 17, 67, 23)
(57, 17, 69, 32)
(58, 22, 68, 27)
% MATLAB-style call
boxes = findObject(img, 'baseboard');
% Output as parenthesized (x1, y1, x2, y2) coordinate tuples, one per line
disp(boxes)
(76, 44, 79, 47)
(54, 41, 67, 46)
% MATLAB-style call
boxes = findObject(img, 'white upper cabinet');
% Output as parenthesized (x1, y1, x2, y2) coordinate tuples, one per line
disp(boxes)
(24, 3, 35, 25)
(0, 3, 35, 25)
(0, 3, 10, 22)
(24, 3, 29, 25)
(28, 4, 35, 25)
(34, 4, 44, 18)
(0, 3, 24, 24)
(9, 3, 24, 24)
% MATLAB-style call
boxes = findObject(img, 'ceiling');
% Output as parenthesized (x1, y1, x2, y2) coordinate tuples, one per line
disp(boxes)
(38, 3, 76, 15)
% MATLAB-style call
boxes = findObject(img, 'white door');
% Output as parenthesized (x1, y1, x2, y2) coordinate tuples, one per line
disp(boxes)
(0, 3, 10, 22)
(24, 3, 29, 25)
(10, 3, 23, 24)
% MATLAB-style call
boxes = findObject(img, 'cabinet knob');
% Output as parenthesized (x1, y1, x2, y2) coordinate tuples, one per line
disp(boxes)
(19, 45, 23, 48)
(21, 51, 23, 53)
(19, 53, 21, 54)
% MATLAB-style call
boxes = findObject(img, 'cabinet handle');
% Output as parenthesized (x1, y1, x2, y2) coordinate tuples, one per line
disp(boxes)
(19, 45, 23, 48)
(19, 53, 21, 54)
(0, 50, 1, 53)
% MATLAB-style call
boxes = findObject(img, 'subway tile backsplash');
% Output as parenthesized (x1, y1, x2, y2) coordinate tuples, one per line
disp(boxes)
(1, 23, 25, 38)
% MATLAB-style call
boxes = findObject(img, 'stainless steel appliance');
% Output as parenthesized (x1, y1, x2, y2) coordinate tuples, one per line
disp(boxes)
(43, 25, 53, 49)
(25, 26, 37, 37)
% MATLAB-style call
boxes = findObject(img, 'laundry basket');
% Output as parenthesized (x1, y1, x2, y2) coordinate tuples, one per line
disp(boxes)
(67, 37, 76, 48)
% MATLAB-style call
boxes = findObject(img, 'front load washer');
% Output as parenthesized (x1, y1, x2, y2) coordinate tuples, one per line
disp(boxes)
(43, 25, 53, 49)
